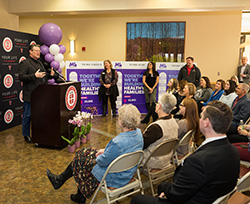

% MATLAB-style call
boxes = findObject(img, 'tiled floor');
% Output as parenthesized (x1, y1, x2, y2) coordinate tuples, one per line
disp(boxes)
(0, 114, 151, 204)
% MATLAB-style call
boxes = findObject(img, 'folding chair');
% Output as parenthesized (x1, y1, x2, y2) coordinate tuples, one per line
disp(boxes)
(89, 150, 144, 204)
(174, 129, 195, 166)
(212, 187, 237, 204)
(244, 116, 250, 125)
(237, 171, 250, 192)
(141, 138, 179, 196)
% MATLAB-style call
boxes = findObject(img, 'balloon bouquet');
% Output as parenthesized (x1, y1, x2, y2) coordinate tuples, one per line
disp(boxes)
(38, 23, 66, 84)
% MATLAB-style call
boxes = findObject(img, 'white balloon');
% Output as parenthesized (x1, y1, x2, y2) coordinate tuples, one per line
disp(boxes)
(54, 53, 64, 62)
(49, 44, 60, 55)
(60, 61, 65, 69)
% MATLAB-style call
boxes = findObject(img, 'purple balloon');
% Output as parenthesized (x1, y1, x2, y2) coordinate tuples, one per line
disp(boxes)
(40, 45, 49, 55)
(48, 79, 55, 84)
(58, 68, 62, 73)
(50, 60, 60, 70)
(39, 23, 62, 46)
(59, 45, 66, 54)
(44, 53, 54, 63)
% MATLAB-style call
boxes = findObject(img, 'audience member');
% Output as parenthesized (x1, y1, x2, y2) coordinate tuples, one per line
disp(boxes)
(141, 93, 178, 170)
(131, 101, 240, 204)
(219, 79, 237, 107)
(173, 82, 196, 119)
(171, 80, 187, 116)
(194, 76, 213, 113)
(166, 78, 178, 94)
(231, 83, 250, 127)
(194, 76, 213, 102)
(231, 75, 239, 85)
(177, 56, 201, 87)
(46, 104, 143, 204)
(237, 57, 250, 84)
(177, 98, 200, 157)
(202, 79, 225, 107)
(228, 123, 250, 143)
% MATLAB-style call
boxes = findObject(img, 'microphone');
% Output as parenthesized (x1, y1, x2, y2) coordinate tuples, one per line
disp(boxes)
(53, 68, 66, 80)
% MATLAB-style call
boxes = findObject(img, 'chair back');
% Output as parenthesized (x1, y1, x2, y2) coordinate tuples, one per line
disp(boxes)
(142, 139, 179, 196)
(178, 129, 194, 147)
(212, 187, 237, 204)
(245, 116, 250, 125)
(105, 150, 144, 174)
(89, 150, 144, 204)
(143, 138, 179, 165)
(237, 171, 250, 192)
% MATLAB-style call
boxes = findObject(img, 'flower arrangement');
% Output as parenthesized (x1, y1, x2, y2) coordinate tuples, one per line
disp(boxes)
(61, 110, 95, 148)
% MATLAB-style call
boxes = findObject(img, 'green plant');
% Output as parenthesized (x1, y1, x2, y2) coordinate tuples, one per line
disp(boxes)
(61, 135, 78, 146)
(85, 122, 92, 135)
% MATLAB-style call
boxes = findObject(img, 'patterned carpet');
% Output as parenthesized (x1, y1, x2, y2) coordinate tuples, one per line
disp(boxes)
(0, 114, 150, 204)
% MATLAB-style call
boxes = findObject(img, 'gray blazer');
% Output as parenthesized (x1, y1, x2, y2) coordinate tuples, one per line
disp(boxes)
(237, 64, 250, 84)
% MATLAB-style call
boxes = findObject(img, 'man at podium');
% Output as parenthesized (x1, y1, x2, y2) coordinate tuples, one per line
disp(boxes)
(18, 44, 59, 143)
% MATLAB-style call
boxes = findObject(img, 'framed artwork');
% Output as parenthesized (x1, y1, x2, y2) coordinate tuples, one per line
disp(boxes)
(126, 22, 185, 62)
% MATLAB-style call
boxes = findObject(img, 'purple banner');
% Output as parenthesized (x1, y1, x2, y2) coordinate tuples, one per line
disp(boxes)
(66, 61, 184, 115)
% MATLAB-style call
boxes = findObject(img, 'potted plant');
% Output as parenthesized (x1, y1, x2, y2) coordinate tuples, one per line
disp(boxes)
(61, 135, 78, 153)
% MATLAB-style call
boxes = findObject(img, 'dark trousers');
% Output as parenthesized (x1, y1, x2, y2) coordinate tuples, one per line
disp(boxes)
(22, 102, 31, 137)
(102, 95, 116, 114)
(131, 182, 172, 204)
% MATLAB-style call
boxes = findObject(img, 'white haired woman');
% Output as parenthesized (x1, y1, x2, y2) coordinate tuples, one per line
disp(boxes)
(46, 104, 143, 204)
(141, 93, 178, 171)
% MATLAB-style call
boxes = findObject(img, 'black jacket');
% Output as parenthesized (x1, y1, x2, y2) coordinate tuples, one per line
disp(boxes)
(162, 138, 239, 204)
(98, 69, 119, 101)
(177, 64, 201, 87)
(18, 56, 58, 102)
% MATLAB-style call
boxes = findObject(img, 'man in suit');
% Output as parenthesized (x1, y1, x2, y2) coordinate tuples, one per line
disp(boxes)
(231, 83, 250, 127)
(18, 44, 58, 143)
(237, 57, 250, 84)
(131, 101, 240, 204)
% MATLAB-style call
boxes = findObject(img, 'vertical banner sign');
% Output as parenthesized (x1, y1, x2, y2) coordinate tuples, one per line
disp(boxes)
(66, 61, 183, 115)
(0, 28, 39, 132)
(156, 62, 185, 99)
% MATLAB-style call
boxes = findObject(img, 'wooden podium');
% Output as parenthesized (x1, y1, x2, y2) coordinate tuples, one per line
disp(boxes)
(31, 81, 81, 148)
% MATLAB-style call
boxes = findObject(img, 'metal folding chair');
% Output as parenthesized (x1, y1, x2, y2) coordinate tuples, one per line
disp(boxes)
(89, 150, 144, 204)
(141, 138, 179, 196)
(174, 129, 195, 166)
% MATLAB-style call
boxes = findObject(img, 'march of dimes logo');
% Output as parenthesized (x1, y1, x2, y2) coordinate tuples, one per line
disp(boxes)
(2, 37, 13, 52)
(65, 85, 77, 110)
(4, 109, 14, 124)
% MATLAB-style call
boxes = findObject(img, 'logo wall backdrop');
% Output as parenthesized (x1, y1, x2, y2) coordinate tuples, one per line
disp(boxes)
(66, 61, 185, 114)
(0, 28, 39, 132)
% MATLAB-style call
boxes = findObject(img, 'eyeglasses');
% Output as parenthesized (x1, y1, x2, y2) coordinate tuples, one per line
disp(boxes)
(32, 49, 41, 53)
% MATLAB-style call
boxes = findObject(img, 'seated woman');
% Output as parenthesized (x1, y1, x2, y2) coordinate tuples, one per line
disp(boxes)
(173, 82, 196, 120)
(194, 76, 213, 112)
(219, 79, 237, 107)
(228, 123, 250, 143)
(177, 98, 200, 157)
(141, 93, 178, 171)
(46, 104, 143, 204)
(202, 79, 225, 107)
(170, 80, 188, 117)
(166, 78, 178, 94)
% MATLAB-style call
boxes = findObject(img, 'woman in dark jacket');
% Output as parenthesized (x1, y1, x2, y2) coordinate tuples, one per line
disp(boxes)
(98, 60, 119, 117)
